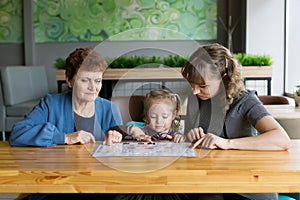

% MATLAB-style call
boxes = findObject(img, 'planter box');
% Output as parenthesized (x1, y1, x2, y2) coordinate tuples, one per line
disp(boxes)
(56, 67, 183, 81)
(56, 66, 273, 95)
(241, 66, 272, 95)
(241, 66, 272, 78)
(102, 67, 182, 80)
(56, 66, 272, 81)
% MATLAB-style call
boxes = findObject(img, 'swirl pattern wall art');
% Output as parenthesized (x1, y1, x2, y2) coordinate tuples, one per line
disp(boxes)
(0, 0, 23, 43)
(0, 0, 217, 43)
(34, 0, 217, 42)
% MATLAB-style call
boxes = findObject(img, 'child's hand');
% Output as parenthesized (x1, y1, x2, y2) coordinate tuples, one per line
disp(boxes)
(129, 125, 153, 143)
(136, 134, 153, 143)
(172, 134, 186, 143)
(129, 125, 144, 137)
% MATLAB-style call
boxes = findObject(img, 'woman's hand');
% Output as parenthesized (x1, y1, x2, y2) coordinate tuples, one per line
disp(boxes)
(187, 127, 205, 143)
(191, 133, 229, 149)
(172, 134, 186, 143)
(65, 130, 96, 145)
(103, 130, 123, 145)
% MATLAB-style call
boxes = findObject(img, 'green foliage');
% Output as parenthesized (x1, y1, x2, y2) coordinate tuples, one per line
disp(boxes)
(107, 55, 188, 68)
(54, 58, 66, 69)
(235, 53, 273, 66)
(54, 53, 273, 69)
(54, 55, 188, 69)
(163, 55, 188, 68)
(295, 85, 300, 96)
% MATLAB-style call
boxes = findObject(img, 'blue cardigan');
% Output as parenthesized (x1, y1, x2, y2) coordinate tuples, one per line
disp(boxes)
(9, 92, 123, 147)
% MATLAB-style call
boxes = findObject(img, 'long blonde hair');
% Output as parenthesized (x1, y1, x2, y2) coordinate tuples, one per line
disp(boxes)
(182, 43, 244, 111)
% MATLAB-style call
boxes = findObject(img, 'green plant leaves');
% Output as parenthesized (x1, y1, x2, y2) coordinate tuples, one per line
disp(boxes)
(235, 53, 273, 66)
(55, 53, 274, 69)
(54, 58, 66, 69)
(54, 55, 188, 69)
(108, 55, 187, 68)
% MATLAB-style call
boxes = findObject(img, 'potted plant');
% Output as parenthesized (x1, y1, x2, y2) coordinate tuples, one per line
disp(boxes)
(234, 53, 273, 77)
(104, 55, 188, 80)
(54, 55, 188, 92)
(54, 55, 188, 69)
(294, 85, 300, 106)
(234, 53, 273, 76)
(235, 53, 273, 66)
(54, 58, 66, 69)
(234, 53, 273, 95)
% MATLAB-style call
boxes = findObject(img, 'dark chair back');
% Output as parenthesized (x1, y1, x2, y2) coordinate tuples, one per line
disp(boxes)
(258, 95, 289, 105)
(110, 96, 145, 123)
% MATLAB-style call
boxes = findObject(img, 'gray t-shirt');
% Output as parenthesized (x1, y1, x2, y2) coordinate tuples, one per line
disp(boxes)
(184, 90, 270, 138)
(74, 112, 95, 134)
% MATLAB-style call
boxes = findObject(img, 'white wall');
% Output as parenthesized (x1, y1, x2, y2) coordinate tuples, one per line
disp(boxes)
(246, 0, 285, 95)
(286, 0, 300, 94)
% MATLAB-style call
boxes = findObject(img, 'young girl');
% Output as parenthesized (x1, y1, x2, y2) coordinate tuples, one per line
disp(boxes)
(107, 89, 191, 200)
(105, 89, 186, 144)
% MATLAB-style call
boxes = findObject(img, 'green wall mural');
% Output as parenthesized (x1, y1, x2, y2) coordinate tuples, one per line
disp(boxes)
(0, 0, 23, 43)
(0, 0, 217, 43)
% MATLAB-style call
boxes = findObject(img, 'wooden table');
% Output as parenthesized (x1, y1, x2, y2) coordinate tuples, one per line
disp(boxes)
(1, 140, 300, 194)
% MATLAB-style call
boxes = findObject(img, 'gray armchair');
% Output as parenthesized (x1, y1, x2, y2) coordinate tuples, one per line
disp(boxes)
(0, 66, 49, 141)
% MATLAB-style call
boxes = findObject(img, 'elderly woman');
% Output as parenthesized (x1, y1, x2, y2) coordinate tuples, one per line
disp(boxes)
(9, 48, 122, 147)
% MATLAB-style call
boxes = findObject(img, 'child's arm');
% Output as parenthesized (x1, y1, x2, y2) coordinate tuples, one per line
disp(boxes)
(108, 125, 153, 143)
(129, 125, 153, 143)
(109, 126, 130, 137)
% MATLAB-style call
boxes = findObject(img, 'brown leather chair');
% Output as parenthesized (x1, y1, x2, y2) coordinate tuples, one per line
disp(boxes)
(258, 95, 289, 105)
(110, 96, 145, 123)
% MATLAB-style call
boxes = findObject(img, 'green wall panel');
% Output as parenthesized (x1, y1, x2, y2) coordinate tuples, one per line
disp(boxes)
(0, 0, 23, 43)
(34, 0, 217, 42)
(0, 0, 217, 43)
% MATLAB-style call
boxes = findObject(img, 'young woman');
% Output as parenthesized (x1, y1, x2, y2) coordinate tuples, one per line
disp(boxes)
(182, 43, 291, 200)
